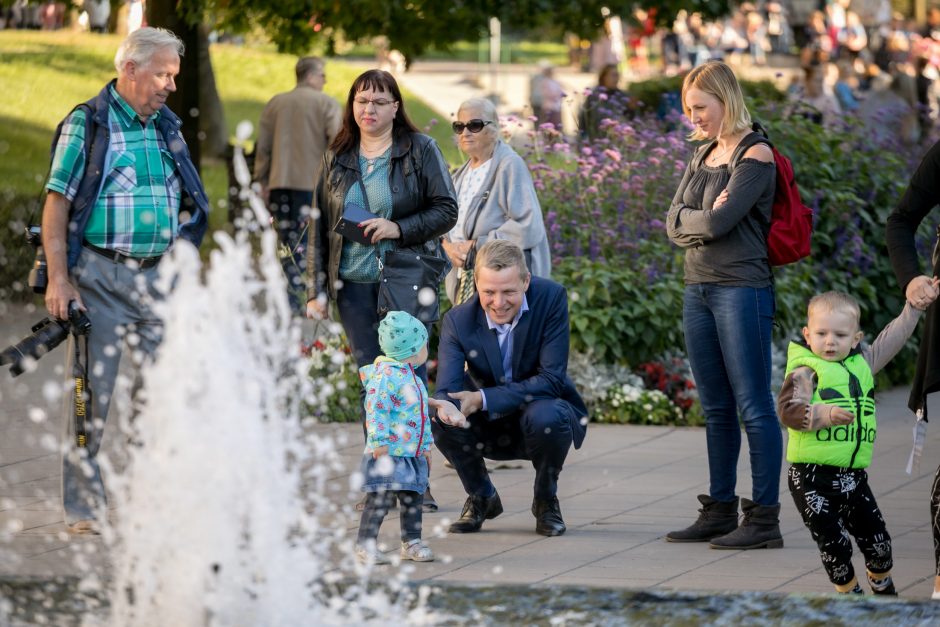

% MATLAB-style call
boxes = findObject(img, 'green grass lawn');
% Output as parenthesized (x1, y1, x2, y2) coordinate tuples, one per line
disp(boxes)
(0, 30, 460, 224)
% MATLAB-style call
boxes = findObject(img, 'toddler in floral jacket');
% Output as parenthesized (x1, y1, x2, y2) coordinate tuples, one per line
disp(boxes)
(355, 310, 464, 565)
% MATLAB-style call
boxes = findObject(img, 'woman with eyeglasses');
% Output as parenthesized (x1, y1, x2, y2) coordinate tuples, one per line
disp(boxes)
(442, 97, 551, 305)
(305, 69, 458, 511)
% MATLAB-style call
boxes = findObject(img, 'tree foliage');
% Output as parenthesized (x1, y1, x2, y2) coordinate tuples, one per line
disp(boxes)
(178, 0, 731, 62)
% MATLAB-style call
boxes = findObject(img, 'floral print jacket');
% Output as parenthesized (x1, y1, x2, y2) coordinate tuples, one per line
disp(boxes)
(359, 357, 432, 456)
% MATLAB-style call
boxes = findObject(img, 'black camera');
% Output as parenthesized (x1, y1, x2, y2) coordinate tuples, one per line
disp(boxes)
(0, 303, 91, 377)
(25, 224, 47, 294)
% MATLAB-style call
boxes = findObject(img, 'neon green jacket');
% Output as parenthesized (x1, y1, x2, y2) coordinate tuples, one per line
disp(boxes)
(784, 342, 876, 469)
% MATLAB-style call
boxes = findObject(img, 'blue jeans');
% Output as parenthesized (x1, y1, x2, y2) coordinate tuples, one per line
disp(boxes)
(683, 284, 782, 506)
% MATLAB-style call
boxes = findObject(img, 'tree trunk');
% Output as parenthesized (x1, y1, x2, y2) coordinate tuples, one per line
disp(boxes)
(198, 24, 229, 160)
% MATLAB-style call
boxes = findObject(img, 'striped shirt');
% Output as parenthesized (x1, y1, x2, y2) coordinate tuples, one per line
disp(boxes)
(46, 85, 181, 257)
(339, 148, 394, 282)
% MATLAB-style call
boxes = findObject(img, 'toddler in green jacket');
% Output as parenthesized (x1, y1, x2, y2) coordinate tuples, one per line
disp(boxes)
(778, 289, 934, 594)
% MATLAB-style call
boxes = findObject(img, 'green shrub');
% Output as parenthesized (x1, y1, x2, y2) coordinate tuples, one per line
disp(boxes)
(557, 258, 685, 366)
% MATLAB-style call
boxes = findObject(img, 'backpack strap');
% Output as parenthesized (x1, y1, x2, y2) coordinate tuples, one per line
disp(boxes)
(728, 122, 773, 174)
(30, 102, 97, 226)
(690, 140, 716, 173)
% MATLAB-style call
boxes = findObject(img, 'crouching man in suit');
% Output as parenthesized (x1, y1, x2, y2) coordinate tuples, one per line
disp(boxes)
(432, 240, 588, 536)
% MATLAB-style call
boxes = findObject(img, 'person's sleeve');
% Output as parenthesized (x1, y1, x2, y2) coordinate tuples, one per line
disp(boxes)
(432, 311, 470, 409)
(777, 366, 841, 431)
(394, 137, 458, 246)
(253, 101, 273, 185)
(362, 370, 391, 449)
(665, 157, 702, 248)
(671, 158, 775, 242)
(306, 154, 331, 301)
(886, 139, 940, 292)
(481, 285, 572, 414)
(479, 390, 488, 411)
(864, 301, 923, 374)
(478, 153, 546, 250)
(46, 108, 88, 202)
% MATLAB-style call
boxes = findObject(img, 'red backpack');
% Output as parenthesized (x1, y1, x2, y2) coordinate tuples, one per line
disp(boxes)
(727, 123, 813, 266)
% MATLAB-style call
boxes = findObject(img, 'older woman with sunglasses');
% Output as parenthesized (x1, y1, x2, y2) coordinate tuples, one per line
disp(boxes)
(443, 98, 551, 304)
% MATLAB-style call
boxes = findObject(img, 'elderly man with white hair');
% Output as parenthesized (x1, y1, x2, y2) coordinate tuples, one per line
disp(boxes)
(442, 97, 551, 305)
(42, 27, 209, 534)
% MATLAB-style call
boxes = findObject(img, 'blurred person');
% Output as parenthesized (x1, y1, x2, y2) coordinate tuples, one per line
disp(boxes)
(254, 57, 341, 314)
(840, 11, 868, 60)
(445, 98, 550, 306)
(43, 28, 209, 533)
(578, 64, 633, 140)
(857, 69, 920, 145)
(665, 61, 781, 550)
(304, 69, 457, 511)
(530, 62, 565, 128)
(83, 0, 110, 33)
(834, 60, 860, 112)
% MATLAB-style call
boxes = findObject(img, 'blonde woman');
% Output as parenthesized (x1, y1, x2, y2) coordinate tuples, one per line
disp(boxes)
(665, 61, 782, 550)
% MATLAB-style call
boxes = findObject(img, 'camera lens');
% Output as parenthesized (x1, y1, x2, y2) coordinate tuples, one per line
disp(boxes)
(28, 249, 48, 294)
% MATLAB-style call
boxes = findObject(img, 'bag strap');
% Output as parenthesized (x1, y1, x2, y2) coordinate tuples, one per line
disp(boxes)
(29, 102, 96, 227)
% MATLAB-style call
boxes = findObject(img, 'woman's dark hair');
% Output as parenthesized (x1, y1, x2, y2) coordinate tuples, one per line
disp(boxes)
(331, 69, 420, 155)
(598, 64, 619, 88)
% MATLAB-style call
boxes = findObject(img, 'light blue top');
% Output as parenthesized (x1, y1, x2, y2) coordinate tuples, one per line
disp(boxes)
(339, 148, 394, 282)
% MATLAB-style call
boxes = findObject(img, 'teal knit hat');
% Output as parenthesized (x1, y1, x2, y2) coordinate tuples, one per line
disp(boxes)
(378, 311, 428, 361)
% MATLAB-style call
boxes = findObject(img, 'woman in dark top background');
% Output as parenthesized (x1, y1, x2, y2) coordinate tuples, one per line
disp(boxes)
(665, 61, 780, 550)
(886, 142, 940, 598)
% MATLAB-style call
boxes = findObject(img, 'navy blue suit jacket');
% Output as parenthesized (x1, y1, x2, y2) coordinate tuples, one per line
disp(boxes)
(434, 276, 588, 449)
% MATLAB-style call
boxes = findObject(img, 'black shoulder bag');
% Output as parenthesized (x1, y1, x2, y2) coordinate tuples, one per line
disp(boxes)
(352, 166, 449, 323)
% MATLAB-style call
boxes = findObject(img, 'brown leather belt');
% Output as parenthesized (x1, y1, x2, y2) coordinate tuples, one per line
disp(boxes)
(83, 242, 163, 269)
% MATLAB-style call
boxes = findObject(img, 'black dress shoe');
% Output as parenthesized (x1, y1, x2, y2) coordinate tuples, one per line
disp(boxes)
(532, 497, 566, 536)
(422, 488, 438, 512)
(448, 492, 503, 533)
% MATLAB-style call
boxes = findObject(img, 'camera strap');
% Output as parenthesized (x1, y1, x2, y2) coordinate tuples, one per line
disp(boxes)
(71, 333, 92, 448)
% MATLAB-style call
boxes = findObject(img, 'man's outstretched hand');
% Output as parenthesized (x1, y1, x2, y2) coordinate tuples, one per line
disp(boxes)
(448, 390, 483, 417)
(429, 398, 469, 428)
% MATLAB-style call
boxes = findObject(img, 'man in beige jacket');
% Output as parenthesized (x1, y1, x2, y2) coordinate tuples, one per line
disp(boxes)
(254, 56, 341, 313)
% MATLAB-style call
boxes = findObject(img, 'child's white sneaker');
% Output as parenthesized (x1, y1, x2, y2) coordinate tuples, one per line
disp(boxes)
(400, 539, 434, 562)
(355, 543, 391, 565)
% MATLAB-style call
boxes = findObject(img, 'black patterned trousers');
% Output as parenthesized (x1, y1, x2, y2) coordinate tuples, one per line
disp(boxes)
(931, 464, 940, 576)
(788, 463, 892, 586)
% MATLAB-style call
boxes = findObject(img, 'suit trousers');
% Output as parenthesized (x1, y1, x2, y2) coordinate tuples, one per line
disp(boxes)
(432, 398, 576, 501)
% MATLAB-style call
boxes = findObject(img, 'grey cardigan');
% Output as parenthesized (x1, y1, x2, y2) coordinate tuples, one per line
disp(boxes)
(446, 140, 551, 301)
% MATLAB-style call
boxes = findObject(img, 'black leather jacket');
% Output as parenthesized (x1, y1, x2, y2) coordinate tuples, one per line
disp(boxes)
(306, 131, 458, 301)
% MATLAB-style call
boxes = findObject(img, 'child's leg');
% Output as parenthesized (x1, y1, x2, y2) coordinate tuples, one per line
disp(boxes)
(788, 464, 859, 592)
(356, 491, 394, 545)
(845, 473, 895, 595)
(398, 490, 425, 542)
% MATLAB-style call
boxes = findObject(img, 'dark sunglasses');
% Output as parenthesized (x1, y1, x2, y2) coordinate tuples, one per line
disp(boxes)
(452, 119, 493, 134)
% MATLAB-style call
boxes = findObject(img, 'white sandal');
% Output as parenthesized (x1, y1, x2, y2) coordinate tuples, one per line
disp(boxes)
(400, 539, 434, 562)
(355, 543, 391, 565)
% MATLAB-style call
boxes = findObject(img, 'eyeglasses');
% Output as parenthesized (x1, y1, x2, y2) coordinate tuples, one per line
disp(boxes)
(354, 97, 395, 108)
(452, 119, 494, 134)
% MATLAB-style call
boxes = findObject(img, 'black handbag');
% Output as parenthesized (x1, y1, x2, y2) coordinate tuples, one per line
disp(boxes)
(377, 242, 449, 322)
(352, 162, 450, 322)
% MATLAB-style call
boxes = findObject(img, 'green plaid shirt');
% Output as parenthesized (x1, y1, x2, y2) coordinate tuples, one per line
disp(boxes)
(46, 85, 181, 257)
